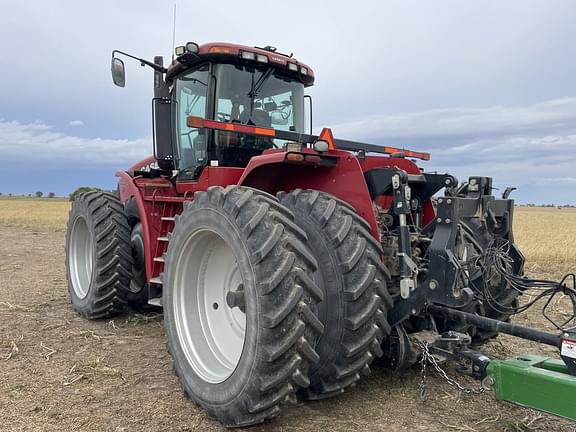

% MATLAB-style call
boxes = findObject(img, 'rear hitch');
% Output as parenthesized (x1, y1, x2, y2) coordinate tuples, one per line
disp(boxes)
(420, 307, 576, 421)
(427, 331, 491, 380)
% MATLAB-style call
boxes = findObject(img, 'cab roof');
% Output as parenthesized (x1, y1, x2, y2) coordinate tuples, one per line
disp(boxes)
(166, 42, 315, 87)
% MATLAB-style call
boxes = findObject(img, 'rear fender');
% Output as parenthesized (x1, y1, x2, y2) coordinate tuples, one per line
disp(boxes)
(116, 170, 153, 282)
(238, 150, 380, 239)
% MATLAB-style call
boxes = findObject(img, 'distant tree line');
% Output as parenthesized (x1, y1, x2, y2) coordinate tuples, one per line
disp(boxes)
(68, 187, 118, 201)
(519, 203, 575, 208)
(0, 188, 118, 200)
(0, 192, 57, 198)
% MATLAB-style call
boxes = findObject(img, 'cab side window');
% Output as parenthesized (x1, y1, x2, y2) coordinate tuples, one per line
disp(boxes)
(175, 66, 209, 178)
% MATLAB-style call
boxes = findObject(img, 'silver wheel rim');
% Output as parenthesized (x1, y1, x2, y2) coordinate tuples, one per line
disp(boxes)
(69, 216, 93, 299)
(173, 229, 247, 383)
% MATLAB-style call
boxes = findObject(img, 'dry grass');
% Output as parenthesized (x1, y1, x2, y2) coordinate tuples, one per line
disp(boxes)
(513, 207, 576, 279)
(1, 201, 574, 431)
(0, 198, 574, 278)
(0, 197, 70, 231)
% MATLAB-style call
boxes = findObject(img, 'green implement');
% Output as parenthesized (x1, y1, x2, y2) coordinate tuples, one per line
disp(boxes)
(487, 355, 576, 421)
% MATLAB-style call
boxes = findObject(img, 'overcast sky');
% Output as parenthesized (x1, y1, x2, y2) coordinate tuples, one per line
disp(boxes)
(0, 0, 575, 203)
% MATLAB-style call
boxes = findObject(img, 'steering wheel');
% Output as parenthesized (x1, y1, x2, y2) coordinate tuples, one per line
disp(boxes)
(217, 112, 231, 122)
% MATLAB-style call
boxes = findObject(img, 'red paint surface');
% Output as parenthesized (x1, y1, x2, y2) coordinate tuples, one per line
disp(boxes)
(116, 150, 435, 282)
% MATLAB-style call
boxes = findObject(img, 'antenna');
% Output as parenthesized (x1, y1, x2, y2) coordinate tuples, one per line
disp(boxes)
(171, 3, 177, 60)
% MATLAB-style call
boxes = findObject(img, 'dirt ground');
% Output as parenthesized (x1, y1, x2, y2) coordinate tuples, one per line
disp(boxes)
(1, 225, 575, 432)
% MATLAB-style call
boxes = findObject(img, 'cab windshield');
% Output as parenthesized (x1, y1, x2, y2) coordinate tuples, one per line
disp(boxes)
(213, 63, 305, 167)
(174, 63, 306, 177)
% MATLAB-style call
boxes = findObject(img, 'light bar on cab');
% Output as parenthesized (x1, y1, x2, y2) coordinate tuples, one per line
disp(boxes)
(240, 50, 256, 61)
(209, 46, 232, 54)
(287, 63, 299, 72)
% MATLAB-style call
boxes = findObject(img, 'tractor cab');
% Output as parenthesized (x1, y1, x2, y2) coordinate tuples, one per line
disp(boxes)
(112, 42, 314, 179)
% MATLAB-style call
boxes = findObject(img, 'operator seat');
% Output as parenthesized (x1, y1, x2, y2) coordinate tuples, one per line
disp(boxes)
(239, 109, 271, 127)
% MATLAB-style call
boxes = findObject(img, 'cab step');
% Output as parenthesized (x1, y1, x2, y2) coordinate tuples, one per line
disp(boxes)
(148, 297, 162, 307)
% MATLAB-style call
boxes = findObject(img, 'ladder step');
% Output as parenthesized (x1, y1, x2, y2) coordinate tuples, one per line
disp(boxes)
(150, 276, 163, 285)
(158, 236, 170, 242)
(148, 297, 162, 307)
(153, 256, 165, 263)
(161, 217, 176, 222)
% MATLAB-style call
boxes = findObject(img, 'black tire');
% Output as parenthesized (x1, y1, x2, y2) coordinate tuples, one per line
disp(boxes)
(163, 186, 324, 427)
(65, 191, 133, 319)
(278, 189, 393, 400)
(125, 222, 151, 309)
(437, 219, 520, 344)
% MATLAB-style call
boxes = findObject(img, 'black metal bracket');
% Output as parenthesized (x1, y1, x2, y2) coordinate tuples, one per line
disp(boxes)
(389, 176, 524, 326)
(429, 331, 492, 380)
(364, 169, 457, 203)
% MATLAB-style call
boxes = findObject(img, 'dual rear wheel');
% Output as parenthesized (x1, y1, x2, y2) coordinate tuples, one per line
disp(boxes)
(162, 187, 393, 425)
(65, 187, 393, 427)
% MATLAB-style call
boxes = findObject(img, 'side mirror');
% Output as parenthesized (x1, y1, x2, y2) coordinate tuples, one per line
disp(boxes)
(152, 98, 175, 170)
(111, 57, 126, 87)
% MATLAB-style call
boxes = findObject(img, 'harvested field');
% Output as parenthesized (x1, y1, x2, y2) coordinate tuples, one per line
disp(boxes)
(514, 207, 576, 279)
(0, 200, 575, 431)
(0, 198, 70, 231)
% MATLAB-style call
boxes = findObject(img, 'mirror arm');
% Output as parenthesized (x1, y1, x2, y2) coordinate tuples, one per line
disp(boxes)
(112, 50, 167, 74)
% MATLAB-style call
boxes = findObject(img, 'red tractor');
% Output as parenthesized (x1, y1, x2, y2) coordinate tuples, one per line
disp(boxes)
(66, 41, 555, 426)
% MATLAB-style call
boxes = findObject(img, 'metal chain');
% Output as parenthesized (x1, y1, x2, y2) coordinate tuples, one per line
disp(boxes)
(419, 346, 427, 400)
(415, 339, 485, 400)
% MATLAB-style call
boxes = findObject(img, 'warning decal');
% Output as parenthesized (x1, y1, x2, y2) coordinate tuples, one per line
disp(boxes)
(561, 339, 576, 359)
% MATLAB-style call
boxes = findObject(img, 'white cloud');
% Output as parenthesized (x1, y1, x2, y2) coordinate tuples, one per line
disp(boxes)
(327, 97, 576, 204)
(0, 119, 150, 164)
(68, 120, 84, 127)
(328, 97, 576, 141)
(541, 177, 576, 184)
(1, 97, 574, 203)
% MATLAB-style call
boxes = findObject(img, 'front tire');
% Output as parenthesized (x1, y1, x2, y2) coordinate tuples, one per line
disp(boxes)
(65, 192, 133, 319)
(163, 186, 323, 427)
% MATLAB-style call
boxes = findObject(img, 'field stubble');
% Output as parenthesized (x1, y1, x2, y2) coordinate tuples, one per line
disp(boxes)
(0, 198, 70, 231)
(1, 198, 574, 276)
(513, 207, 576, 279)
(0, 199, 575, 431)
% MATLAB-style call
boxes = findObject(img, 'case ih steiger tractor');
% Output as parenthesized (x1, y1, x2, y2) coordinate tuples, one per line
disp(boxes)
(65, 41, 576, 426)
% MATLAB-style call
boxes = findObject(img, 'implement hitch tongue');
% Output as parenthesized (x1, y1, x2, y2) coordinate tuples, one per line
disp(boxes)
(421, 307, 576, 421)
